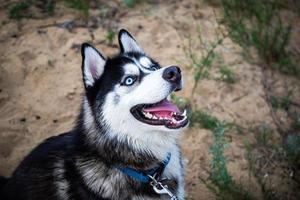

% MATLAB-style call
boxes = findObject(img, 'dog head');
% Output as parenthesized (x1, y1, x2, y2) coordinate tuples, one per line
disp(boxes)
(81, 29, 188, 151)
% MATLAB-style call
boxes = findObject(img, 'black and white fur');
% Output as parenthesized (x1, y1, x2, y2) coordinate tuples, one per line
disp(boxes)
(0, 29, 187, 200)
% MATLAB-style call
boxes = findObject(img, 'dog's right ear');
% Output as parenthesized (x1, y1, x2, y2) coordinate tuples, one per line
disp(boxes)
(118, 29, 144, 53)
(81, 43, 106, 88)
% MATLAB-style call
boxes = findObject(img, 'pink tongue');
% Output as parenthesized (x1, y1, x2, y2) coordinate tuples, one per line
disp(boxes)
(143, 99, 180, 113)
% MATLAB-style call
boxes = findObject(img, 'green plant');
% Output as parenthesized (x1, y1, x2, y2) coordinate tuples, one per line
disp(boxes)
(63, 0, 90, 18)
(184, 28, 226, 94)
(285, 134, 300, 162)
(189, 110, 255, 199)
(189, 110, 221, 130)
(209, 123, 256, 200)
(9, 1, 31, 19)
(217, 0, 299, 78)
(269, 93, 291, 110)
(105, 30, 116, 45)
(219, 65, 236, 84)
(45, 0, 55, 15)
(122, 0, 148, 7)
(243, 140, 255, 172)
(256, 122, 272, 146)
(291, 118, 300, 131)
(122, 0, 136, 7)
(8, 0, 58, 19)
(47, 60, 54, 67)
(209, 122, 232, 189)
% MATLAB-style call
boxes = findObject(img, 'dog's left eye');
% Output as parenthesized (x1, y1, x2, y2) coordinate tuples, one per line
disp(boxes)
(122, 76, 137, 86)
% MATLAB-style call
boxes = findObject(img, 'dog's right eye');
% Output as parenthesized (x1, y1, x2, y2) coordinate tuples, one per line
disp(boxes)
(122, 76, 137, 86)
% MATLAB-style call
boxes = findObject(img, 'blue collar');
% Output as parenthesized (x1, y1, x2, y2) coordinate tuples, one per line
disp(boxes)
(116, 153, 171, 183)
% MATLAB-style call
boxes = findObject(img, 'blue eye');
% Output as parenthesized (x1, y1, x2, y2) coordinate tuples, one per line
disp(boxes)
(123, 76, 136, 86)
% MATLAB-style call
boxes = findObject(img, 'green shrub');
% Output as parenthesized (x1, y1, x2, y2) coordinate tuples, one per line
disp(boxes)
(63, 0, 90, 18)
(184, 29, 226, 94)
(8, 0, 89, 19)
(208, 123, 256, 200)
(291, 118, 300, 131)
(105, 30, 116, 45)
(269, 93, 291, 110)
(256, 122, 272, 146)
(45, 0, 55, 15)
(209, 122, 232, 189)
(9, 1, 31, 19)
(219, 65, 236, 84)
(284, 135, 300, 167)
(122, 0, 136, 7)
(189, 110, 220, 130)
(218, 0, 299, 78)
(122, 0, 148, 8)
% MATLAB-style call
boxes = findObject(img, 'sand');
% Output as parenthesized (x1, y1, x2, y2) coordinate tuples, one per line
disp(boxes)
(1, 0, 299, 199)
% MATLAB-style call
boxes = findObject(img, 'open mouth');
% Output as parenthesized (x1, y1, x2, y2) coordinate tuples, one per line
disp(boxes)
(130, 98, 188, 129)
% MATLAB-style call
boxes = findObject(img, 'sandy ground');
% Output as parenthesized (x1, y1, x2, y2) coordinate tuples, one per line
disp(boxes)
(0, 0, 300, 199)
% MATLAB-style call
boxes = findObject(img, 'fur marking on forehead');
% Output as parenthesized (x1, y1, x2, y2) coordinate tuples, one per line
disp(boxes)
(123, 63, 139, 75)
(123, 55, 156, 73)
(139, 57, 152, 69)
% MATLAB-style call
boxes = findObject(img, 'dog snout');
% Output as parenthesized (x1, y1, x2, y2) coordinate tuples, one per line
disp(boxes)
(162, 66, 182, 91)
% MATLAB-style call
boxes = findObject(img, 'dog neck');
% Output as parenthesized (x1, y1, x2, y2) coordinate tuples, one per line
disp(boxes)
(75, 100, 174, 170)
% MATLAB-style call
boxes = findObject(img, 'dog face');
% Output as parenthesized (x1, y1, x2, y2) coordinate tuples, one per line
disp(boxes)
(81, 30, 188, 149)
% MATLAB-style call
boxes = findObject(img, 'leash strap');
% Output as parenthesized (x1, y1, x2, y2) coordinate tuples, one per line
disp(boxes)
(116, 153, 179, 199)
(117, 166, 150, 183)
(116, 152, 171, 183)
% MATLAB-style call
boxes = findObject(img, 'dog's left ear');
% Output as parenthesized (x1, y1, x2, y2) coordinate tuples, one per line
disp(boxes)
(118, 29, 144, 53)
(81, 43, 106, 88)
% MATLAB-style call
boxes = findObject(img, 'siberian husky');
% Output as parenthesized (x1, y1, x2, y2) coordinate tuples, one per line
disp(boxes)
(0, 29, 188, 200)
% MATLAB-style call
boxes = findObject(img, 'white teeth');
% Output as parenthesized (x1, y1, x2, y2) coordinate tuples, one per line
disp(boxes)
(172, 110, 186, 117)
(142, 111, 160, 120)
(182, 109, 187, 116)
(178, 115, 187, 123)
(144, 112, 152, 119)
(141, 110, 186, 122)
(167, 95, 171, 101)
(172, 118, 177, 123)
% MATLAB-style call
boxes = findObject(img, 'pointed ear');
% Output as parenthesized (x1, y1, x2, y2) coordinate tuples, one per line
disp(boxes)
(81, 43, 106, 88)
(118, 29, 144, 53)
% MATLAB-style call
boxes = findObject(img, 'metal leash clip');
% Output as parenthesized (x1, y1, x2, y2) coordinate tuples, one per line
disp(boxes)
(148, 174, 179, 200)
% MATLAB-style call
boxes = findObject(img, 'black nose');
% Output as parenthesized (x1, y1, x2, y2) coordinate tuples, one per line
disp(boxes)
(162, 66, 182, 91)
